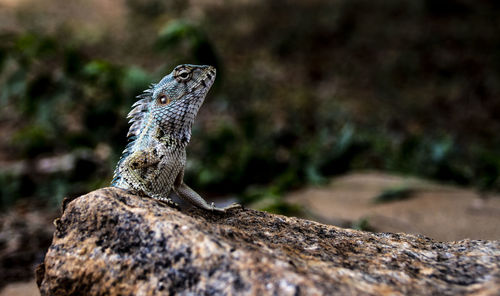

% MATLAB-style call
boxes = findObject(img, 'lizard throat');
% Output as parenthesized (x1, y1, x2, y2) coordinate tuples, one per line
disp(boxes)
(154, 91, 208, 145)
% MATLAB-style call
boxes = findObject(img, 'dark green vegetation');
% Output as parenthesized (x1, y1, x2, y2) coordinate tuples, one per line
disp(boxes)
(373, 187, 416, 204)
(1, 0, 500, 212)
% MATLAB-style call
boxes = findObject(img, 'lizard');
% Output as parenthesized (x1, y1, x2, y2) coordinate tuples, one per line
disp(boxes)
(112, 64, 240, 212)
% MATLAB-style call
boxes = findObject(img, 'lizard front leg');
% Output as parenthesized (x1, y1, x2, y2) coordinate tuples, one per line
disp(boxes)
(122, 148, 178, 207)
(176, 183, 241, 212)
(122, 148, 160, 185)
(173, 171, 241, 212)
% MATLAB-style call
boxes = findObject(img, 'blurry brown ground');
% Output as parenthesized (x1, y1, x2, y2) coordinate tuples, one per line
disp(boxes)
(287, 171, 500, 241)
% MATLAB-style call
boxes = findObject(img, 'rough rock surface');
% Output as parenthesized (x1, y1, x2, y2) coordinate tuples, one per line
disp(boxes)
(38, 187, 500, 295)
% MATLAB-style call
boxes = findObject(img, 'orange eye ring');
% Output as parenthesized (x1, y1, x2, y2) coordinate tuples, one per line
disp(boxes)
(157, 95, 171, 105)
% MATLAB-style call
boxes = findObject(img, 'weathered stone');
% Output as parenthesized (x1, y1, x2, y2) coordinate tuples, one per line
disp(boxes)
(38, 187, 500, 295)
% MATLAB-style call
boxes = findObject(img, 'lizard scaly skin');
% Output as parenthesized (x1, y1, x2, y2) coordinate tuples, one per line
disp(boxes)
(112, 64, 240, 212)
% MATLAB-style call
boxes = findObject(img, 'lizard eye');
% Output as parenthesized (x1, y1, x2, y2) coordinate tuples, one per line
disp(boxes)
(157, 94, 170, 105)
(176, 69, 192, 81)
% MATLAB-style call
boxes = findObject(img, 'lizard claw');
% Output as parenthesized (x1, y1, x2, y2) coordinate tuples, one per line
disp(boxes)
(211, 202, 242, 213)
(156, 197, 180, 209)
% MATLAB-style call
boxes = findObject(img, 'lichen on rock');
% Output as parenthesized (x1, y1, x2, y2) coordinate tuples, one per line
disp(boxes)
(37, 187, 500, 295)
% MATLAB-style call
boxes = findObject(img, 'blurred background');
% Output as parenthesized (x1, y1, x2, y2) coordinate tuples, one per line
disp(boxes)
(1, 0, 500, 294)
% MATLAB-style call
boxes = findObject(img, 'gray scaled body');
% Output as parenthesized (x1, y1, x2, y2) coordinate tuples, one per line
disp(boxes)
(112, 64, 240, 212)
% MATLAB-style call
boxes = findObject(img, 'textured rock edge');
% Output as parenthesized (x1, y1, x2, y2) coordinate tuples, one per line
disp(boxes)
(36, 187, 500, 295)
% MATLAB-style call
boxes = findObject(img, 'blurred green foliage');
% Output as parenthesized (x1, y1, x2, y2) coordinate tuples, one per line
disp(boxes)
(157, 20, 219, 68)
(0, 32, 151, 207)
(1, 0, 500, 214)
(351, 218, 375, 232)
(373, 187, 416, 204)
(0, 173, 22, 208)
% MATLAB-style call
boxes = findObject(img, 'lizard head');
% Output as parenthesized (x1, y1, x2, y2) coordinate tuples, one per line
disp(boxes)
(126, 64, 216, 144)
(153, 64, 216, 106)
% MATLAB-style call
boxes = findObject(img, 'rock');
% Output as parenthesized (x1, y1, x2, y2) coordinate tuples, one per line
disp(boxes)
(37, 187, 500, 295)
